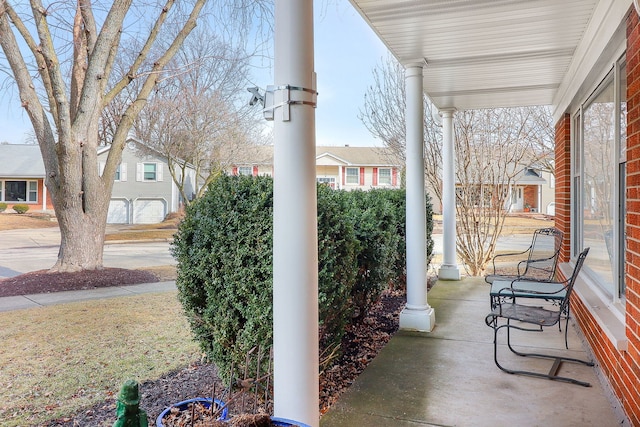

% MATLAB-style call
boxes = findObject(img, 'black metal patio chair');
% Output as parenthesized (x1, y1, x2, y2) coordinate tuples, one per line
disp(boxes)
(485, 248, 592, 387)
(485, 227, 563, 285)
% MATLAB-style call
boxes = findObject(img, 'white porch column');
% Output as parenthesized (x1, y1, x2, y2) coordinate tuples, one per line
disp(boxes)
(272, 1, 319, 426)
(438, 109, 461, 280)
(399, 64, 435, 332)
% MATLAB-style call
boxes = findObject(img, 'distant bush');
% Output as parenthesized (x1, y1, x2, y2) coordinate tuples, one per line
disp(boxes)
(12, 204, 29, 214)
(0, 202, 6, 213)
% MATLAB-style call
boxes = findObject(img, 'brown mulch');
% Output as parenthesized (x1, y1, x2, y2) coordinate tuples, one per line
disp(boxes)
(2, 267, 406, 426)
(0, 268, 160, 297)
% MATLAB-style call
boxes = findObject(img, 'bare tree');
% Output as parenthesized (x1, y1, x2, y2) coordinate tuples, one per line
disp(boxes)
(360, 56, 555, 275)
(360, 55, 443, 201)
(0, 0, 269, 272)
(132, 27, 268, 205)
(454, 108, 549, 275)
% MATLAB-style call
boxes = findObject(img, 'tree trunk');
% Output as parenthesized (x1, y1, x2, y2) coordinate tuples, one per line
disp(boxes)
(53, 209, 108, 272)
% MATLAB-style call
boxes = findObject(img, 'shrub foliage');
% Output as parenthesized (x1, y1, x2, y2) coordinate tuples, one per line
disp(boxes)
(172, 175, 433, 383)
(12, 204, 29, 214)
(0, 202, 6, 213)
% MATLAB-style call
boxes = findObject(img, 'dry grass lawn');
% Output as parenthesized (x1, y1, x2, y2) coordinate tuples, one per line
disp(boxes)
(0, 292, 199, 427)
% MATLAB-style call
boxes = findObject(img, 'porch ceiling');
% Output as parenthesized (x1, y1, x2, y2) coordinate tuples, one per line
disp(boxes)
(349, 0, 600, 111)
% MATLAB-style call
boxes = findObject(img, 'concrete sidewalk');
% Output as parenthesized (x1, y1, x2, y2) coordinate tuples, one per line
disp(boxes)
(0, 280, 176, 312)
(321, 277, 629, 427)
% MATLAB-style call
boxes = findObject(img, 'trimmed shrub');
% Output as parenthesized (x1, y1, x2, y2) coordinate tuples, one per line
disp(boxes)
(12, 204, 29, 214)
(172, 179, 426, 381)
(0, 202, 6, 213)
(380, 189, 434, 289)
(316, 184, 358, 354)
(346, 189, 399, 320)
(171, 174, 274, 384)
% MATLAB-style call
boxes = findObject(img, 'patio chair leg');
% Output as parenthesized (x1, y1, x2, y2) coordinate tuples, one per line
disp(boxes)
(489, 319, 593, 387)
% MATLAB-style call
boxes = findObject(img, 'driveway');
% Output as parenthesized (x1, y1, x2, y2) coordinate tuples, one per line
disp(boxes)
(0, 227, 174, 279)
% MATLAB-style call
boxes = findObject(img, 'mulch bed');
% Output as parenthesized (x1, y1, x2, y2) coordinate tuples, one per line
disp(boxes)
(0, 268, 159, 297)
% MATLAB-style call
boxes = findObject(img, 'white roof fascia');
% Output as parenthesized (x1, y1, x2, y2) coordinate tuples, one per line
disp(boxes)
(552, 0, 630, 121)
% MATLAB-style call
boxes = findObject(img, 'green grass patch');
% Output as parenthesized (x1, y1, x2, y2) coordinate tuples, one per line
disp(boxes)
(0, 292, 199, 426)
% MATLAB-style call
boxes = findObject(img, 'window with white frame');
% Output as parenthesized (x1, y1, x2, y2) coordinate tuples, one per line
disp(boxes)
(136, 162, 162, 182)
(572, 55, 626, 301)
(317, 177, 336, 189)
(0, 180, 38, 202)
(378, 168, 391, 185)
(114, 163, 128, 181)
(345, 167, 359, 184)
(238, 166, 252, 176)
(144, 163, 157, 181)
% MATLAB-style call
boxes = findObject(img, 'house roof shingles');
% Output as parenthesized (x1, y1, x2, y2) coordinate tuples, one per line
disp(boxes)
(232, 145, 401, 167)
(0, 144, 45, 178)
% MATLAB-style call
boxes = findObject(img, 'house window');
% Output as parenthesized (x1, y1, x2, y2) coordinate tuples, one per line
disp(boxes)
(1, 180, 37, 202)
(572, 55, 626, 301)
(137, 162, 162, 182)
(238, 166, 252, 176)
(317, 177, 336, 189)
(378, 168, 391, 185)
(144, 163, 157, 181)
(345, 167, 359, 184)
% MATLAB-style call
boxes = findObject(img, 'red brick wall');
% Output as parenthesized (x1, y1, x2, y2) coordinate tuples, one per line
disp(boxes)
(558, 9, 640, 426)
(625, 8, 640, 426)
(554, 113, 571, 263)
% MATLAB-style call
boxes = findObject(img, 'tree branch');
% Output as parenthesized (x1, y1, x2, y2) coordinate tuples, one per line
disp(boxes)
(103, 0, 175, 106)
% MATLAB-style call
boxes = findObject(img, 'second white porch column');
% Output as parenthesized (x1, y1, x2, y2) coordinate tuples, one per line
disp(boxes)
(272, 0, 319, 426)
(438, 109, 461, 280)
(399, 64, 435, 332)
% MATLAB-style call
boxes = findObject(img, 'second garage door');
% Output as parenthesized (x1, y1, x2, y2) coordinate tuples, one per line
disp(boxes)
(133, 199, 166, 224)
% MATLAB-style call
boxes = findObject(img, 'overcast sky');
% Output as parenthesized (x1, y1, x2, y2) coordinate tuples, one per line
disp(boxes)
(0, 1, 389, 147)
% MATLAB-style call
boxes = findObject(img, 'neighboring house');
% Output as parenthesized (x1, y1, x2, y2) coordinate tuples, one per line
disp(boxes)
(97, 138, 196, 224)
(229, 145, 401, 190)
(445, 164, 553, 215)
(0, 143, 54, 212)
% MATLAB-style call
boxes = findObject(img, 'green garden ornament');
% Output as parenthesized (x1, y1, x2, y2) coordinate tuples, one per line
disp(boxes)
(113, 380, 148, 427)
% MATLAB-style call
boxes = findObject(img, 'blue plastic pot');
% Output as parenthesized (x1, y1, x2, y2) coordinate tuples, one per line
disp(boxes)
(156, 397, 228, 427)
(270, 417, 312, 427)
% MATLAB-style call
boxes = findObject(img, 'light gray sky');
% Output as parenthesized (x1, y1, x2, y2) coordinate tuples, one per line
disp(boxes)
(0, 1, 389, 147)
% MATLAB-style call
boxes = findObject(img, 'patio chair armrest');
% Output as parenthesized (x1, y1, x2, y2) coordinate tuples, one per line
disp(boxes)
(509, 278, 569, 295)
(490, 248, 531, 273)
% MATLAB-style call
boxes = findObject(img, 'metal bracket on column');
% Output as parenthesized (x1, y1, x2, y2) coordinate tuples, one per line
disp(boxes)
(263, 84, 318, 122)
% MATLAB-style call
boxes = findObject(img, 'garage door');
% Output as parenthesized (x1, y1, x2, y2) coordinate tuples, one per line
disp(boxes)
(133, 199, 166, 224)
(107, 199, 129, 224)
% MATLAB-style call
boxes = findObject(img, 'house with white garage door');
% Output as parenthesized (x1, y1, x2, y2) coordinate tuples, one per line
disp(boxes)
(98, 138, 195, 224)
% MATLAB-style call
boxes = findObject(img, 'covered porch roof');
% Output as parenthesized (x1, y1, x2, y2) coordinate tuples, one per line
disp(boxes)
(349, 0, 629, 117)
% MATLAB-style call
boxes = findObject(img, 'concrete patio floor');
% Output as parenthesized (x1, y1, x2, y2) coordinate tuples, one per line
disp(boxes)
(321, 277, 630, 427)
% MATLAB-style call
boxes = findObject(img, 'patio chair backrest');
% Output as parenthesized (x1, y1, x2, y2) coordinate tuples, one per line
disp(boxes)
(521, 227, 563, 281)
(558, 247, 590, 318)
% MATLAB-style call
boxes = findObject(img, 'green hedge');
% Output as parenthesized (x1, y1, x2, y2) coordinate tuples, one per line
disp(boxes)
(0, 202, 6, 213)
(346, 189, 399, 320)
(316, 184, 358, 354)
(172, 175, 433, 382)
(171, 175, 274, 383)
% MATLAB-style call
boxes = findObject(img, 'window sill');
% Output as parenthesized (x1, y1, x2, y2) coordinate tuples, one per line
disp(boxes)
(560, 263, 628, 351)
